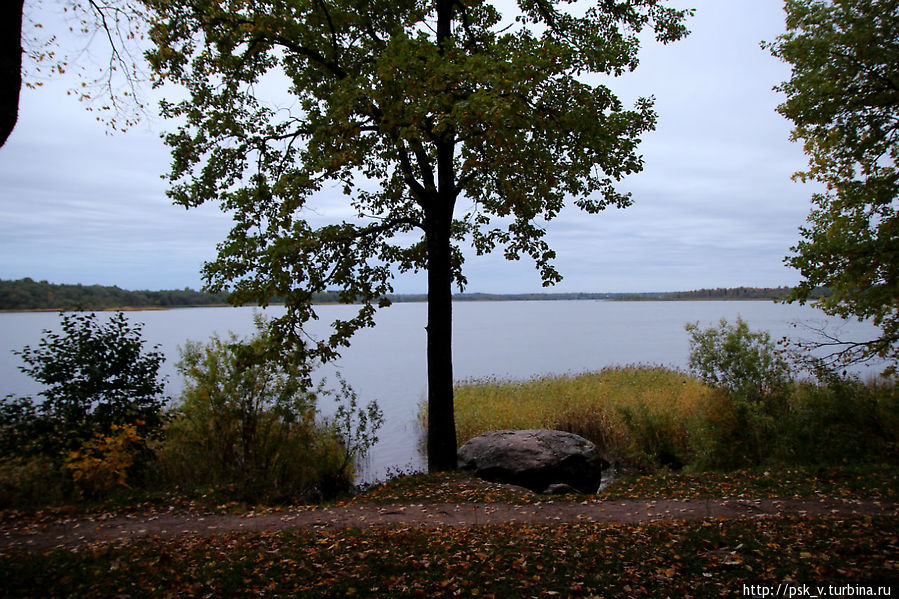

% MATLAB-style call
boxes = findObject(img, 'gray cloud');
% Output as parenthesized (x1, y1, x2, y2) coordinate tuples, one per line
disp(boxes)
(1, 0, 816, 294)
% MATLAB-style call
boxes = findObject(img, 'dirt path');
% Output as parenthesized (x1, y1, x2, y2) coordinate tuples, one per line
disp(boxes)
(2, 497, 896, 552)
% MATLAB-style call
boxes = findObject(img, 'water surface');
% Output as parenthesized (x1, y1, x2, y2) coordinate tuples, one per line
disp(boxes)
(0, 300, 884, 479)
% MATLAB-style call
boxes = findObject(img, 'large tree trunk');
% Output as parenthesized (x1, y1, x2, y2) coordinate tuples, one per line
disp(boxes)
(0, 0, 24, 148)
(424, 0, 458, 472)
(425, 207, 457, 471)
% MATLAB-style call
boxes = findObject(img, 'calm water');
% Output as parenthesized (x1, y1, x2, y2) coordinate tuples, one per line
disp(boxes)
(0, 300, 885, 480)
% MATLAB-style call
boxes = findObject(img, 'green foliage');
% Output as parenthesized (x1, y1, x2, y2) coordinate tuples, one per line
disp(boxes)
(157, 317, 381, 501)
(1, 312, 167, 458)
(685, 318, 792, 468)
(0, 277, 230, 311)
(324, 376, 385, 484)
(783, 373, 898, 464)
(142, 0, 690, 470)
(685, 317, 791, 403)
(684, 318, 898, 470)
(765, 0, 899, 373)
(657, 286, 831, 301)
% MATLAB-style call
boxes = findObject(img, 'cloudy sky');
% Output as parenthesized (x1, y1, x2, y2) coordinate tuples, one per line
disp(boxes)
(0, 0, 819, 294)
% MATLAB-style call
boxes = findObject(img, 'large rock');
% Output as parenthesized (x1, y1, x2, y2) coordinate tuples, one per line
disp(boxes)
(457, 429, 606, 494)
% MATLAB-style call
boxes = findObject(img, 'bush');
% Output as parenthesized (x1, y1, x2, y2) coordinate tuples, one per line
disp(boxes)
(780, 373, 897, 465)
(0, 312, 167, 505)
(323, 376, 384, 488)
(685, 317, 790, 403)
(685, 318, 899, 469)
(0, 455, 69, 508)
(64, 423, 145, 499)
(2, 311, 167, 457)
(156, 317, 381, 502)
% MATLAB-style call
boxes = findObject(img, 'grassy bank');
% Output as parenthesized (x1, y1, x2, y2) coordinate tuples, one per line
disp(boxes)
(453, 366, 899, 471)
(454, 366, 711, 468)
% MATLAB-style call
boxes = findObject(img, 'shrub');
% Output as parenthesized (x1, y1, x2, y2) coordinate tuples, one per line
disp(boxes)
(684, 318, 791, 468)
(685, 319, 899, 469)
(321, 376, 384, 491)
(64, 423, 144, 499)
(780, 372, 898, 465)
(156, 317, 381, 502)
(0, 312, 167, 504)
(686, 390, 774, 470)
(0, 455, 69, 508)
(2, 311, 167, 458)
(685, 317, 790, 403)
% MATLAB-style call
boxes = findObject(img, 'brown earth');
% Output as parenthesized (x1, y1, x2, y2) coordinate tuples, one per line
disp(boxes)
(2, 497, 896, 552)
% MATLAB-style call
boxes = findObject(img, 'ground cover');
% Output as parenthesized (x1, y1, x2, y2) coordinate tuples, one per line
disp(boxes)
(354, 464, 899, 504)
(2, 514, 896, 598)
(1, 467, 897, 597)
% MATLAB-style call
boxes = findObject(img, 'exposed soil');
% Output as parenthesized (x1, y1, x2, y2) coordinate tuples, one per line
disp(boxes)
(2, 497, 896, 552)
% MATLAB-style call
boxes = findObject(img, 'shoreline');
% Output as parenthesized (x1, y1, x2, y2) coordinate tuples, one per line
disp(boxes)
(0, 297, 786, 314)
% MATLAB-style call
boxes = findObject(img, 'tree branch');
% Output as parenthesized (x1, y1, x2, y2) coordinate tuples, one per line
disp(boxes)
(312, 0, 342, 70)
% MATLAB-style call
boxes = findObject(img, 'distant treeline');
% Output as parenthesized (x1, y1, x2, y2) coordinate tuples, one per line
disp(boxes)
(0, 278, 230, 311)
(388, 292, 625, 302)
(643, 286, 832, 301)
(0, 279, 828, 311)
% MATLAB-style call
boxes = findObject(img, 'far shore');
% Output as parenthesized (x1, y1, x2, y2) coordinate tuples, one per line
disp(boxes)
(0, 296, 791, 314)
(0, 297, 792, 314)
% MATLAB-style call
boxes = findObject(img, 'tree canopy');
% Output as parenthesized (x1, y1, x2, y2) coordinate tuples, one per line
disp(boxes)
(766, 0, 899, 373)
(144, 0, 689, 469)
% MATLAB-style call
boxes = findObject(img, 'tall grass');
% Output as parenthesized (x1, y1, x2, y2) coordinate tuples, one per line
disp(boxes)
(452, 366, 899, 471)
(454, 366, 713, 469)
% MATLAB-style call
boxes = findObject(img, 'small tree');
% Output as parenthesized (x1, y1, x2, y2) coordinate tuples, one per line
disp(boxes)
(685, 318, 793, 467)
(3, 311, 167, 456)
(686, 318, 790, 403)
(324, 375, 385, 482)
(765, 0, 899, 374)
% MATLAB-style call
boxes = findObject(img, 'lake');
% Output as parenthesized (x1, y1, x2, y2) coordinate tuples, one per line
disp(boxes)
(0, 300, 886, 480)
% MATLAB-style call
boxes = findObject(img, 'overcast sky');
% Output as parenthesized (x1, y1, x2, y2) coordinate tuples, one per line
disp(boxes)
(0, 0, 819, 294)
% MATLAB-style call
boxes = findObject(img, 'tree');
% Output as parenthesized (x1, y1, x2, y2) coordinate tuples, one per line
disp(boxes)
(765, 0, 899, 373)
(144, 0, 690, 471)
(686, 317, 790, 403)
(1, 0, 150, 148)
(0, 0, 25, 147)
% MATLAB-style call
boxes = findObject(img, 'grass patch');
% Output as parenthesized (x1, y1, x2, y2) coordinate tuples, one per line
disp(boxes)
(4, 464, 895, 523)
(453, 366, 899, 472)
(2, 516, 896, 597)
(352, 471, 538, 504)
(454, 366, 711, 468)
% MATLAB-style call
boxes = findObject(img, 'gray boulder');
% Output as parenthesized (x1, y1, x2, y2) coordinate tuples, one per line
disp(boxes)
(457, 429, 606, 494)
